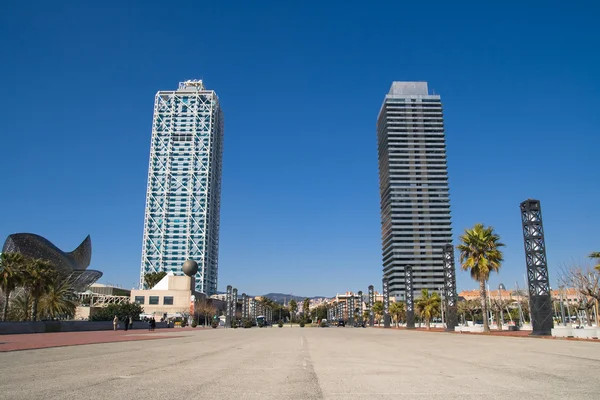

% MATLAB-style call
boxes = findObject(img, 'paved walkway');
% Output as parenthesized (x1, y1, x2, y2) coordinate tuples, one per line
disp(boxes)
(0, 328, 194, 352)
(1, 327, 598, 399)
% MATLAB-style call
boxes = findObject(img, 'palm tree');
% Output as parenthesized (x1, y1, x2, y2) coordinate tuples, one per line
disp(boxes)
(289, 299, 298, 323)
(389, 301, 406, 327)
(8, 291, 32, 321)
(0, 252, 25, 321)
(144, 271, 167, 289)
(362, 310, 370, 322)
(457, 223, 505, 332)
(415, 289, 441, 330)
(23, 258, 57, 321)
(589, 252, 600, 271)
(303, 298, 310, 320)
(39, 279, 78, 320)
(372, 301, 383, 324)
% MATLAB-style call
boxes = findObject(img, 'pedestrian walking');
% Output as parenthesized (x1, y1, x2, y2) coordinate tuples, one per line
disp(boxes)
(113, 315, 118, 331)
(128, 315, 133, 330)
(151, 318, 156, 331)
(148, 318, 152, 331)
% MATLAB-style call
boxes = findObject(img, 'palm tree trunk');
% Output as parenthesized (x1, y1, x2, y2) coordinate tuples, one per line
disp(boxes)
(31, 298, 39, 321)
(3, 290, 10, 321)
(480, 280, 490, 332)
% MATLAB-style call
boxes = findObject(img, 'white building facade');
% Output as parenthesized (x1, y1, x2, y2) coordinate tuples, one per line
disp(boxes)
(140, 80, 224, 295)
(377, 82, 453, 299)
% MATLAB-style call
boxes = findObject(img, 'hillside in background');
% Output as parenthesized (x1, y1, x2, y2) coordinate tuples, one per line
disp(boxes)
(261, 293, 327, 304)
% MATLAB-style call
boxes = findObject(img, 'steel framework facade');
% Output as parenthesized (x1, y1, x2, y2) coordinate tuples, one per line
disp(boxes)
(140, 80, 224, 295)
(405, 266, 415, 328)
(232, 288, 238, 320)
(348, 296, 355, 326)
(520, 199, 553, 335)
(442, 244, 458, 330)
(79, 293, 130, 306)
(225, 285, 232, 327)
(357, 291, 363, 324)
(241, 293, 247, 319)
(368, 285, 374, 326)
(383, 278, 391, 328)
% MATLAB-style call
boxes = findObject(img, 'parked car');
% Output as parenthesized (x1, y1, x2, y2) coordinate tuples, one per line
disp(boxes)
(337, 319, 345, 327)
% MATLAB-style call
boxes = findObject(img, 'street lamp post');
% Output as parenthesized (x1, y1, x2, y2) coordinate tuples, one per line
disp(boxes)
(487, 283, 493, 327)
(438, 285, 445, 328)
(226, 285, 232, 328)
(520, 199, 553, 336)
(358, 291, 363, 326)
(368, 285, 375, 327)
(498, 283, 506, 329)
(232, 288, 238, 325)
(405, 266, 415, 329)
(383, 278, 390, 328)
(348, 295, 354, 327)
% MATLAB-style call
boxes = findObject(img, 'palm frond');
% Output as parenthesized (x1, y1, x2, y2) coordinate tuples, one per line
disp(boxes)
(39, 280, 77, 319)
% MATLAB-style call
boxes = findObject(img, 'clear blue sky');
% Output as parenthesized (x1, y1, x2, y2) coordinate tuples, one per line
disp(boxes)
(1, 1, 598, 297)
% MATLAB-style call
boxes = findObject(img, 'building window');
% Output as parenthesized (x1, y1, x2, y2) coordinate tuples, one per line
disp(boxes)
(149, 296, 159, 305)
(134, 296, 145, 304)
(164, 296, 174, 305)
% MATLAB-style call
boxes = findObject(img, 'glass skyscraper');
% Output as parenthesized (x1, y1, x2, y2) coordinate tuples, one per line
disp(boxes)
(377, 82, 452, 299)
(140, 80, 224, 295)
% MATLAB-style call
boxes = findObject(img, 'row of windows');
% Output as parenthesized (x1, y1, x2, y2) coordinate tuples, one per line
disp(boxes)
(134, 296, 174, 305)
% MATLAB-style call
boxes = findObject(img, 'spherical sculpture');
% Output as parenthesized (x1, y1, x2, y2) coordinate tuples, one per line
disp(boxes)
(182, 260, 198, 277)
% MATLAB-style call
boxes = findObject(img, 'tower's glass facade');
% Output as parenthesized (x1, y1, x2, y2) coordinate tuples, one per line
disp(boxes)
(377, 82, 452, 299)
(140, 80, 223, 295)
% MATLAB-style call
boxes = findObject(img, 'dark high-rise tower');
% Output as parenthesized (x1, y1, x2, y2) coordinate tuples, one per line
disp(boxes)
(377, 82, 452, 299)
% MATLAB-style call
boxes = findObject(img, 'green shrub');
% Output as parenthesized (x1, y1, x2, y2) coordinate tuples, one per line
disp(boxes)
(232, 320, 238, 329)
(299, 320, 305, 328)
(320, 321, 327, 327)
(211, 320, 219, 328)
(191, 320, 198, 328)
(89, 302, 144, 321)
(243, 319, 252, 328)
(278, 320, 284, 328)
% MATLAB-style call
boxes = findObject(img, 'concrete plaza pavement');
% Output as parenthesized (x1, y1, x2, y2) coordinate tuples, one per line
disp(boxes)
(0, 327, 598, 400)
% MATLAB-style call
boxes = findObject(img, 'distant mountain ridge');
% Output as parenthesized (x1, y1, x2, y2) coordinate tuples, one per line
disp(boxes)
(261, 293, 327, 304)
